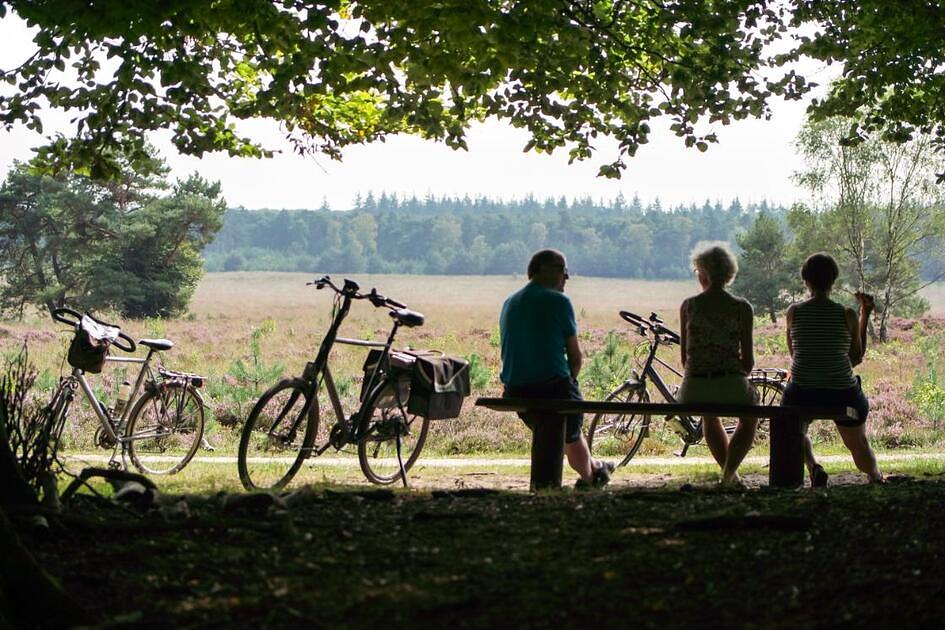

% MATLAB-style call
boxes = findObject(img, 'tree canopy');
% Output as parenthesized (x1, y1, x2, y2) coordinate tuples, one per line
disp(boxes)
(1, 1, 807, 180)
(4, 2, 943, 179)
(0, 155, 226, 318)
(791, 1, 945, 163)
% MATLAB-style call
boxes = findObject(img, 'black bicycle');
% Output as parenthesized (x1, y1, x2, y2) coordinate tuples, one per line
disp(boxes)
(237, 276, 428, 490)
(586, 310, 786, 467)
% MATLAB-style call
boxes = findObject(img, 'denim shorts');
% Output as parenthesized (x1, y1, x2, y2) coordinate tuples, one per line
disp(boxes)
(503, 376, 584, 444)
(781, 377, 869, 427)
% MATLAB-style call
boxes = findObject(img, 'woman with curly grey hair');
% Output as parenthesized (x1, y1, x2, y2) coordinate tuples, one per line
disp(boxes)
(678, 243, 757, 485)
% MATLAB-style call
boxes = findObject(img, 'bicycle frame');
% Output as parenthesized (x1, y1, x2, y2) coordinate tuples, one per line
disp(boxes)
(619, 324, 787, 453)
(297, 288, 408, 454)
(621, 335, 703, 441)
(63, 347, 178, 464)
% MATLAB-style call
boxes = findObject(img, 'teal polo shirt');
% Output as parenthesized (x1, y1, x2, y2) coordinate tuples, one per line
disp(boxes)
(499, 282, 577, 387)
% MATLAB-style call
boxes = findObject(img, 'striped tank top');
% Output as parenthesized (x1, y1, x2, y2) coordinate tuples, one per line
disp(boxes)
(789, 300, 856, 389)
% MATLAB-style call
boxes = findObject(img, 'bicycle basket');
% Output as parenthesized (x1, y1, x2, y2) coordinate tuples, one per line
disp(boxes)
(67, 314, 120, 373)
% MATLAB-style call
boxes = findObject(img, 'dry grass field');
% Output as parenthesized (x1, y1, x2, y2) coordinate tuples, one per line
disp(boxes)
(2, 273, 945, 458)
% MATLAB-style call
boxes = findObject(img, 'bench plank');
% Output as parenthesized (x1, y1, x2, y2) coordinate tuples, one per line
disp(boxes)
(476, 397, 858, 425)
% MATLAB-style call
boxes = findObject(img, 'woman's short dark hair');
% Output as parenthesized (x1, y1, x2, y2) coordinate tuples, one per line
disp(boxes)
(801, 253, 840, 292)
(527, 248, 565, 278)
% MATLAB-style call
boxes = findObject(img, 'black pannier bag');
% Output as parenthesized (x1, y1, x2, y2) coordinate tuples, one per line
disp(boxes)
(67, 314, 120, 374)
(361, 349, 416, 408)
(407, 354, 470, 420)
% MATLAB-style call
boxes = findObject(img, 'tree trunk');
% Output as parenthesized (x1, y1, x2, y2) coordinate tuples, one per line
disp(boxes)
(0, 412, 92, 625)
(0, 506, 91, 627)
(0, 411, 37, 507)
(768, 305, 777, 323)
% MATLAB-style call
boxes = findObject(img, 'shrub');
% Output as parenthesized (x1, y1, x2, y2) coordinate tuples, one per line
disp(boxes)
(582, 331, 632, 400)
(465, 353, 493, 391)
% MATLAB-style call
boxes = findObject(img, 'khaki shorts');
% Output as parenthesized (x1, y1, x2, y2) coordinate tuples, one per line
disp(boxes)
(677, 374, 757, 406)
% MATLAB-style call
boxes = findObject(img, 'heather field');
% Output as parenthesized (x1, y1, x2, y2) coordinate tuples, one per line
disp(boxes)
(3, 273, 945, 459)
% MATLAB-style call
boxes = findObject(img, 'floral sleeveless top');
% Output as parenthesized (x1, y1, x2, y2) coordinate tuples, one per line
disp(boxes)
(683, 294, 747, 378)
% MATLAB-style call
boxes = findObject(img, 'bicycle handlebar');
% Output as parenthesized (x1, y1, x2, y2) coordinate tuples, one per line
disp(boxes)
(52, 307, 82, 327)
(619, 310, 680, 345)
(112, 333, 136, 353)
(308, 275, 408, 310)
(51, 307, 137, 353)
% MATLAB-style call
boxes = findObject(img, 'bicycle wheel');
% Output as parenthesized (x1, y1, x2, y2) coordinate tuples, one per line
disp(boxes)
(238, 378, 318, 491)
(586, 383, 650, 468)
(126, 382, 205, 475)
(357, 378, 430, 485)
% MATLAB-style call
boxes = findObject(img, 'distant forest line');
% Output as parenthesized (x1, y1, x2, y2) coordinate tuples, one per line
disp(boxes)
(204, 194, 789, 279)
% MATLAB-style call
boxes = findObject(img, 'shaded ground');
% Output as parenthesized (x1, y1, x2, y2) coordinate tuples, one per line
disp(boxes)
(17, 472, 945, 628)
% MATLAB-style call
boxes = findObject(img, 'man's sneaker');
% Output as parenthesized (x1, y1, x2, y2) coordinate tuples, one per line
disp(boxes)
(593, 461, 615, 487)
(811, 464, 828, 488)
(575, 461, 615, 490)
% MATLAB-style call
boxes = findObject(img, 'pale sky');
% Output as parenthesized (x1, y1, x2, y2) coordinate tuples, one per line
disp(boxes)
(0, 14, 835, 211)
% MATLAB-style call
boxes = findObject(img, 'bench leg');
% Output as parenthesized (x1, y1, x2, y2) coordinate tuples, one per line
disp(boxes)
(769, 415, 804, 488)
(529, 411, 565, 491)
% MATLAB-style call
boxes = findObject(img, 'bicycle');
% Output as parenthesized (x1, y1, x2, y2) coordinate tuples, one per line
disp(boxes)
(48, 308, 207, 475)
(237, 276, 429, 491)
(586, 310, 786, 467)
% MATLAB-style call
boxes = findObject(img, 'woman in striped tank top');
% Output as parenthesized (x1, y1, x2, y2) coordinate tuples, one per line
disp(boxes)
(783, 253, 884, 485)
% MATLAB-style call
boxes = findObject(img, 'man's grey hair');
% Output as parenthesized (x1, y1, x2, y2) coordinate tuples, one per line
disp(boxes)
(691, 242, 738, 286)
(527, 248, 565, 279)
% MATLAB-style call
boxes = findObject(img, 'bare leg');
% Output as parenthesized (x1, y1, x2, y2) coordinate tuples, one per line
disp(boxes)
(701, 416, 729, 469)
(801, 420, 819, 472)
(565, 436, 595, 482)
(722, 417, 758, 483)
(837, 424, 884, 482)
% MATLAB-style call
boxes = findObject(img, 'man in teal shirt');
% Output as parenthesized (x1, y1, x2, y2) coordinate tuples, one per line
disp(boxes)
(500, 249, 613, 488)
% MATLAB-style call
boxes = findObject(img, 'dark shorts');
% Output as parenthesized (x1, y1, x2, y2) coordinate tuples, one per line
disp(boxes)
(503, 376, 584, 444)
(781, 377, 869, 427)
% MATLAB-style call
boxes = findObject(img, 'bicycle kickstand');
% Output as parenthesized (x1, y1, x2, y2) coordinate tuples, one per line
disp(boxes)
(395, 434, 408, 489)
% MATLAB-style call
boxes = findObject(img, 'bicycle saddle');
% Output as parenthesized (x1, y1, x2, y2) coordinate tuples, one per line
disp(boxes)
(139, 338, 174, 351)
(390, 308, 424, 328)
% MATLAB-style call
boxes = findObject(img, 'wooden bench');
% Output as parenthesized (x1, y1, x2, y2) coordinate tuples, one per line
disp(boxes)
(475, 398, 859, 490)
